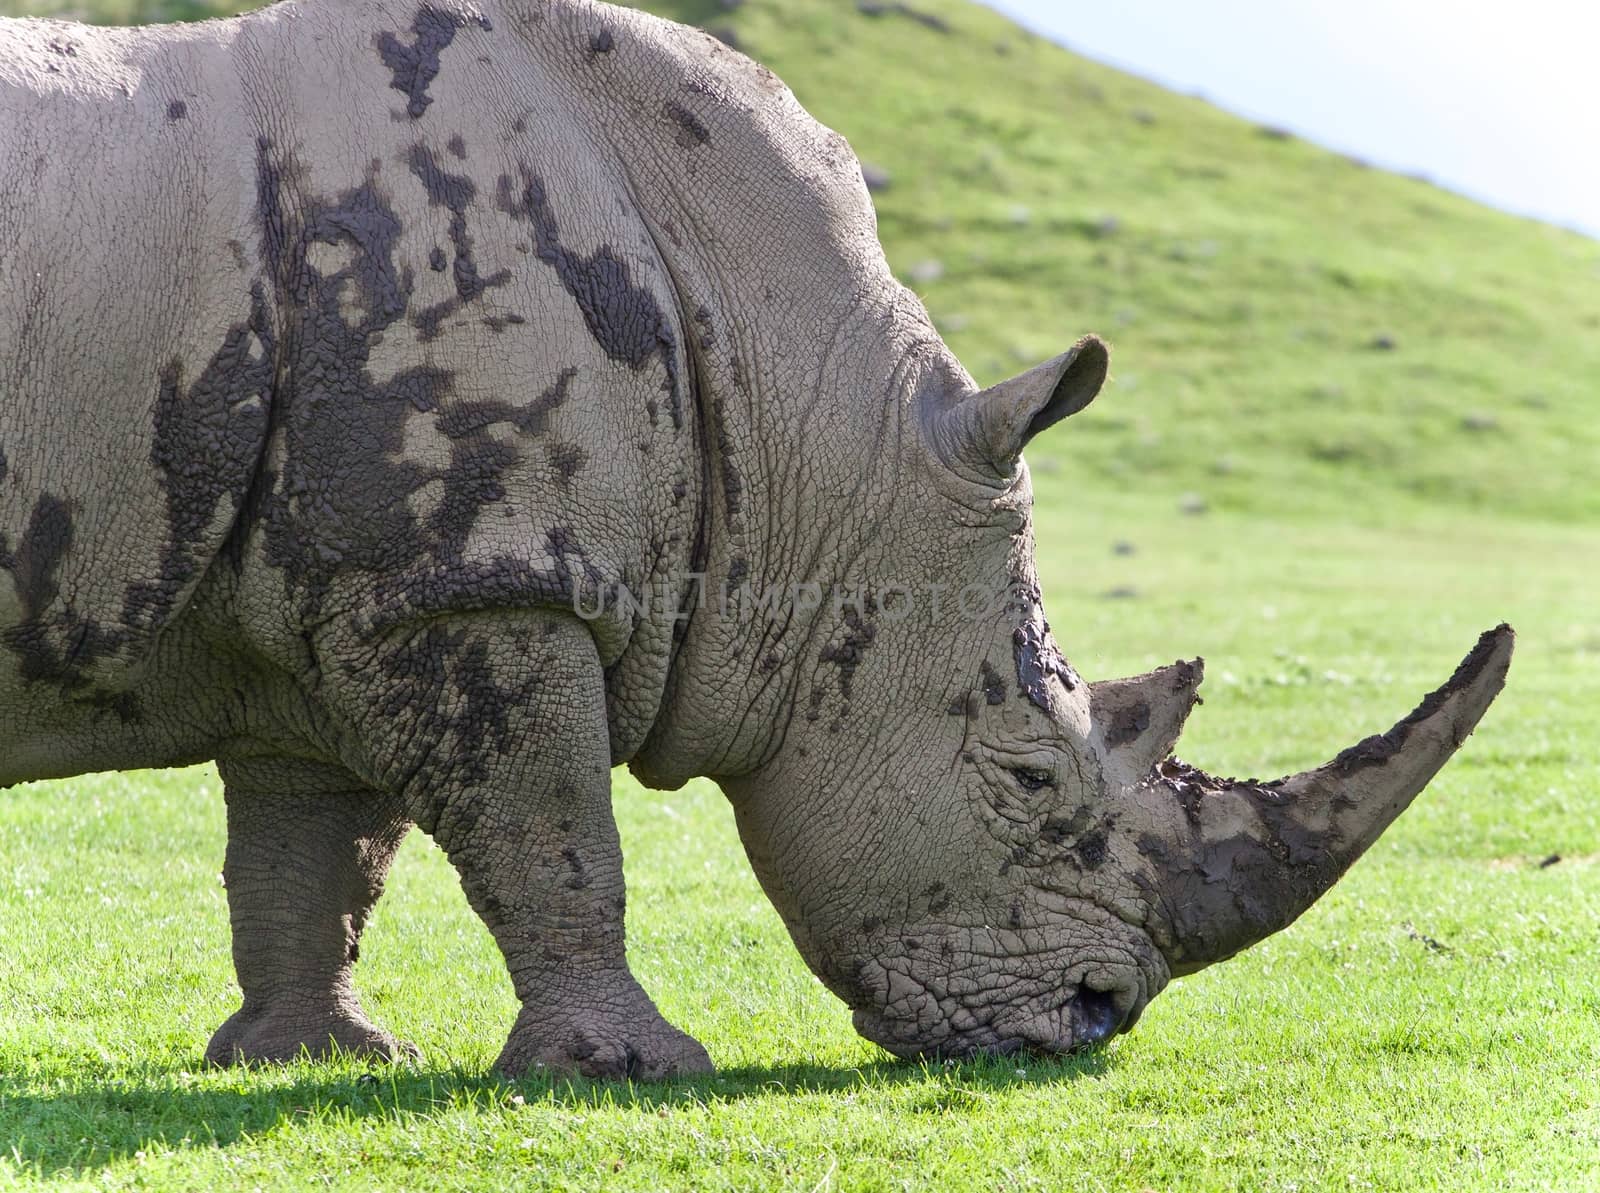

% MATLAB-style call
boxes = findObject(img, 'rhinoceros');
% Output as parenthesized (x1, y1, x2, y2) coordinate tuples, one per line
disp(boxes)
(0, 0, 1512, 1079)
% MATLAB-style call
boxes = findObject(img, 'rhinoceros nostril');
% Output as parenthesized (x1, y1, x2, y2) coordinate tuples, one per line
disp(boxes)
(1069, 988, 1124, 1046)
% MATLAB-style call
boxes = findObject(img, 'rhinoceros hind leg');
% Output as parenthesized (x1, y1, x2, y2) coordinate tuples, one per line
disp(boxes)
(340, 611, 714, 1082)
(206, 757, 416, 1067)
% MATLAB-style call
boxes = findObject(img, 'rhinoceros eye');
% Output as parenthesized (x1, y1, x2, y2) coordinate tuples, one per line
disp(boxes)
(1008, 766, 1055, 793)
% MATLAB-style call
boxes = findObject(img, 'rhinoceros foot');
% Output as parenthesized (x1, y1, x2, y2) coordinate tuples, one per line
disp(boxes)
(495, 1003, 713, 1082)
(204, 1002, 418, 1067)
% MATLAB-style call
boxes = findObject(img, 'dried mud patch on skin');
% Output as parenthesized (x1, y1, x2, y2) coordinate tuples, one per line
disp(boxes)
(1013, 611, 1077, 706)
(0, 496, 137, 719)
(496, 167, 683, 430)
(979, 660, 1006, 705)
(1072, 827, 1109, 871)
(252, 141, 458, 617)
(375, 5, 490, 120)
(819, 605, 877, 700)
(406, 143, 513, 340)
(374, 621, 542, 793)
(3, 495, 78, 672)
(708, 397, 743, 518)
(427, 368, 580, 564)
(1, 280, 274, 715)
(1003, 575, 1079, 710)
(989, 799, 1113, 875)
(132, 283, 275, 632)
(806, 603, 878, 731)
(547, 442, 588, 487)
(433, 366, 576, 440)
(663, 100, 711, 148)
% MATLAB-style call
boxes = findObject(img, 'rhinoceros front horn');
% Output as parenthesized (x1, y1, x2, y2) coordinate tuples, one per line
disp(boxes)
(1147, 624, 1514, 976)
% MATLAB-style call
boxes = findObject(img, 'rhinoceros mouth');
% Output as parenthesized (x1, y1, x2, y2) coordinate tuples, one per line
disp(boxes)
(850, 968, 1144, 1061)
(843, 901, 1168, 1062)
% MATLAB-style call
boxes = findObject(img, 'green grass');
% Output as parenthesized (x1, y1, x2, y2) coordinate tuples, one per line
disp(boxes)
(4, 0, 1599, 1188)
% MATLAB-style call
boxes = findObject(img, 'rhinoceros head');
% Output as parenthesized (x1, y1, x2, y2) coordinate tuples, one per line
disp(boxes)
(714, 335, 1512, 1060)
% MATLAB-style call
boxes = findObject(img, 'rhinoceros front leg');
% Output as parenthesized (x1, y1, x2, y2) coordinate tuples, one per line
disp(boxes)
(341, 611, 712, 1081)
(206, 757, 416, 1065)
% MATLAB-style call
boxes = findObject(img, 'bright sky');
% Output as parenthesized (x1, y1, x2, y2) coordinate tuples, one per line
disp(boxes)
(981, 0, 1600, 239)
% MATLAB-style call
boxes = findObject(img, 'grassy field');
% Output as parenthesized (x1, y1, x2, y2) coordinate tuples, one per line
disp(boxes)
(3, 0, 1598, 1188)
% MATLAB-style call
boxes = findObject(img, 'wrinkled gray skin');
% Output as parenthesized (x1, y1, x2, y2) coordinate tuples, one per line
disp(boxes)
(0, 0, 1513, 1079)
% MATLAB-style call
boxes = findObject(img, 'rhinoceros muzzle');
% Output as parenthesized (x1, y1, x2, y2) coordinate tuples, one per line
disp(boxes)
(851, 982, 1129, 1059)
(849, 954, 1150, 1059)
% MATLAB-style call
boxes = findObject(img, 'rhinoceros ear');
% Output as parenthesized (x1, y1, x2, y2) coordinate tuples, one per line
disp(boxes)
(930, 335, 1110, 477)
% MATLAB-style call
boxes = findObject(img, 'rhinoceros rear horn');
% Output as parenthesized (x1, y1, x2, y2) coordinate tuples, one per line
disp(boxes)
(1155, 625, 1514, 976)
(932, 335, 1109, 476)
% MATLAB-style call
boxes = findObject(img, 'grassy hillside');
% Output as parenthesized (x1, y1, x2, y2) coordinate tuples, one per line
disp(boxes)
(15, 0, 1600, 522)
(3, 1, 1598, 1190)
